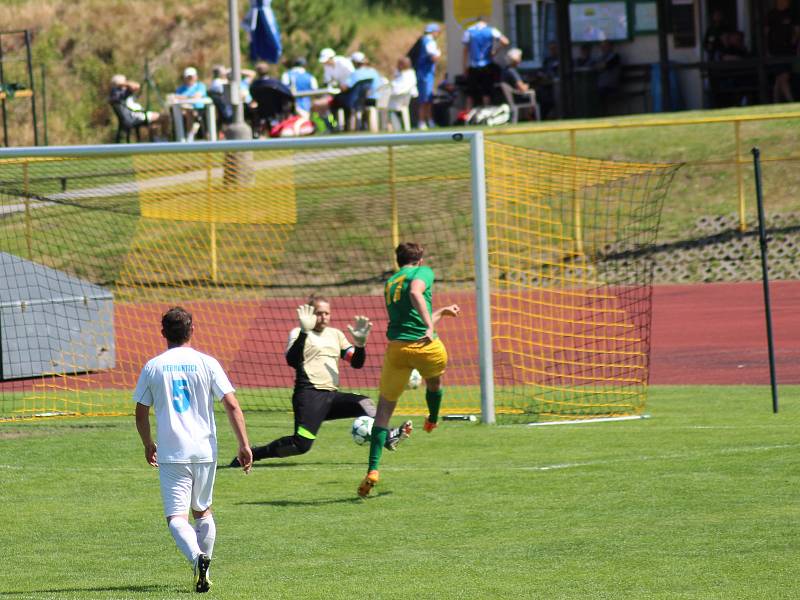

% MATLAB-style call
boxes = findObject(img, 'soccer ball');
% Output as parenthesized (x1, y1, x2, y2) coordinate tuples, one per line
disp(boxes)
(407, 368, 423, 390)
(351, 415, 374, 445)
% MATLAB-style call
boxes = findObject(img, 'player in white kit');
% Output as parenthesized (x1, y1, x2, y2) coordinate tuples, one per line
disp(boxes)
(134, 307, 252, 593)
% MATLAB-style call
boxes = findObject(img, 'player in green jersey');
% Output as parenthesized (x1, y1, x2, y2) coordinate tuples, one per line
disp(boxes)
(358, 242, 460, 497)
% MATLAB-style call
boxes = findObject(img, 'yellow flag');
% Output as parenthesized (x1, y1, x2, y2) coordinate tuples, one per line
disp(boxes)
(453, 0, 493, 27)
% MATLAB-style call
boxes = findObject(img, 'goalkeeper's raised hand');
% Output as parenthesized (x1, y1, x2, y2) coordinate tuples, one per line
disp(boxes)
(297, 304, 317, 332)
(347, 315, 373, 347)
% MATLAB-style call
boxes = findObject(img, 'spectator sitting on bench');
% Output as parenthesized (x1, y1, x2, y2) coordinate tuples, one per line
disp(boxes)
(391, 56, 418, 98)
(341, 52, 383, 103)
(174, 67, 209, 141)
(209, 64, 256, 129)
(109, 74, 160, 138)
(501, 48, 531, 101)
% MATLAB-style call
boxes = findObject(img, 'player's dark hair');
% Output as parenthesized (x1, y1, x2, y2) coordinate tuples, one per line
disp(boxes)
(162, 306, 193, 345)
(307, 293, 328, 307)
(395, 242, 424, 267)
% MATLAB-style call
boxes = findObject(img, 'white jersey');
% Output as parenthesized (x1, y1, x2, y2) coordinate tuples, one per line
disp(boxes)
(133, 346, 234, 464)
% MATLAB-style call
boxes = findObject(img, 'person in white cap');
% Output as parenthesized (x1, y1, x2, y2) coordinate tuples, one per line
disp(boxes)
(174, 66, 209, 141)
(342, 51, 383, 99)
(317, 48, 355, 131)
(318, 48, 354, 88)
(339, 52, 384, 130)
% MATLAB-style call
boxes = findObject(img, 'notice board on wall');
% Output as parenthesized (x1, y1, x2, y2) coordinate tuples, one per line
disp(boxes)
(569, 2, 630, 42)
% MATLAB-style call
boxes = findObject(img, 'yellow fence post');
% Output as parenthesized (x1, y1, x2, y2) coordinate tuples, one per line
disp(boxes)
(569, 129, 584, 255)
(389, 146, 399, 259)
(206, 153, 217, 283)
(23, 160, 32, 260)
(734, 120, 747, 232)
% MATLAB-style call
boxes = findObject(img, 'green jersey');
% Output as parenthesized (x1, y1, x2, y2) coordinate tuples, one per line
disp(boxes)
(384, 264, 435, 341)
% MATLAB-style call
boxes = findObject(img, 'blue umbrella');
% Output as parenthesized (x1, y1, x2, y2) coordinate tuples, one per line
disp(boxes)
(246, 0, 282, 63)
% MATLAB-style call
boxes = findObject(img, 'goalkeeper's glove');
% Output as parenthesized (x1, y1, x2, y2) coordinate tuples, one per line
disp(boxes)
(347, 315, 373, 347)
(297, 304, 317, 332)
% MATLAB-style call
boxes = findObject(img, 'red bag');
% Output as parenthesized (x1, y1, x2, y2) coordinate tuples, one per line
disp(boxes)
(269, 115, 315, 137)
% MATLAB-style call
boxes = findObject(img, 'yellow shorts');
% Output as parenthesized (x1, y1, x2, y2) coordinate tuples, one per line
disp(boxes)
(378, 338, 448, 402)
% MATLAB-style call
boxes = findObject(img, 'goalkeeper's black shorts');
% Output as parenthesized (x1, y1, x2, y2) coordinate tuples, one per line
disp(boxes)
(292, 386, 374, 438)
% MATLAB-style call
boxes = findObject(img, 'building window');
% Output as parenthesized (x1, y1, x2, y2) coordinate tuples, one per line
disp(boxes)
(505, 0, 556, 68)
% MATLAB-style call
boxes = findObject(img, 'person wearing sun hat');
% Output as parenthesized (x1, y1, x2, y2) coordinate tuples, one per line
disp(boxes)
(318, 47, 354, 88)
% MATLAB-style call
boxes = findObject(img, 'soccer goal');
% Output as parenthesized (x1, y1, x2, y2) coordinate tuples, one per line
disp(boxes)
(0, 132, 678, 423)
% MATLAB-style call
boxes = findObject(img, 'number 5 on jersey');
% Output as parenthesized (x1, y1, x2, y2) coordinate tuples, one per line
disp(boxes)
(172, 377, 191, 413)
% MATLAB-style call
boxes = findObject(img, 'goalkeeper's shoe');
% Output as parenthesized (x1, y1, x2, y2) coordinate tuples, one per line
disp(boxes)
(423, 417, 438, 433)
(357, 470, 379, 498)
(194, 553, 212, 593)
(385, 420, 413, 451)
(229, 446, 257, 468)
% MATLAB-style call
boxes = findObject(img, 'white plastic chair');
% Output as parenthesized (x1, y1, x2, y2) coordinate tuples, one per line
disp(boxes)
(368, 83, 392, 132)
(386, 92, 413, 132)
(498, 82, 540, 123)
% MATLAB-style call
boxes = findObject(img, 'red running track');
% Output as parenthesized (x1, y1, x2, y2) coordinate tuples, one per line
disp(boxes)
(650, 281, 800, 384)
(1, 281, 796, 393)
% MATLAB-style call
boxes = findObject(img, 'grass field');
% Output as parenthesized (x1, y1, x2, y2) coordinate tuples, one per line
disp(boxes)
(1, 385, 798, 599)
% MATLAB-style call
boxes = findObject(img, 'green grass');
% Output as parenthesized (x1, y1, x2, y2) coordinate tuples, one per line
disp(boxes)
(1, 385, 799, 599)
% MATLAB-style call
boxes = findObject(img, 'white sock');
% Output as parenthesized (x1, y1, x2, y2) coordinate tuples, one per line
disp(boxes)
(194, 515, 216, 558)
(168, 518, 202, 565)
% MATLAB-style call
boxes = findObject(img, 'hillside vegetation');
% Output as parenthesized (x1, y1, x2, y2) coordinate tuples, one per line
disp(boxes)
(0, 0, 434, 146)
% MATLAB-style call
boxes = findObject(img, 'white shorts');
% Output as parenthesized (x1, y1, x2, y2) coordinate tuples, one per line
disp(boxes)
(158, 462, 217, 517)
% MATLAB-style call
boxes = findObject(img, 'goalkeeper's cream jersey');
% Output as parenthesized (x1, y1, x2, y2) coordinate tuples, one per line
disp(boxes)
(286, 326, 351, 391)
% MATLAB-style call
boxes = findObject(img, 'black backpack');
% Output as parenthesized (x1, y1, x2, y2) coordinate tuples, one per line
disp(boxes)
(407, 36, 424, 67)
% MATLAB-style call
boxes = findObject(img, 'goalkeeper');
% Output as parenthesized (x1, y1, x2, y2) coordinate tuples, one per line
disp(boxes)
(358, 242, 460, 497)
(230, 294, 411, 467)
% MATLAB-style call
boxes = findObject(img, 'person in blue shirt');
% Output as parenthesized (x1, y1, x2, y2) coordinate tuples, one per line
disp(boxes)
(174, 66, 209, 141)
(339, 52, 384, 130)
(461, 17, 509, 110)
(280, 57, 319, 116)
(342, 52, 384, 101)
(414, 23, 442, 130)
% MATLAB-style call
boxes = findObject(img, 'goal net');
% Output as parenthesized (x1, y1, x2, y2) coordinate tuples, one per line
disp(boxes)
(0, 134, 677, 423)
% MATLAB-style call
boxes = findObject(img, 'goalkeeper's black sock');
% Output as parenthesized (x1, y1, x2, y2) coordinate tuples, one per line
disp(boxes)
(425, 389, 443, 423)
(368, 426, 389, 472)
(252, 434, 312, 461)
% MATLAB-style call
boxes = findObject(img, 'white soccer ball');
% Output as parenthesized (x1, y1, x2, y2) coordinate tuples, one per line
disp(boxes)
(407, 369, 423, 390)
(351, 415, 374, 445)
